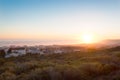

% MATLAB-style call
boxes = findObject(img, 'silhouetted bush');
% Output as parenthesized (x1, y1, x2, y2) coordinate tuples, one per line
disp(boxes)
(0, 50, 5, 58)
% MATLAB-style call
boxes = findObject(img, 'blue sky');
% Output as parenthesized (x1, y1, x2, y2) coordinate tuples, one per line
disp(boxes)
(0, 0, 120, 42)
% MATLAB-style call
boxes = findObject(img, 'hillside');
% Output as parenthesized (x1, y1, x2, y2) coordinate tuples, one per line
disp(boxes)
(0, 50, 120, 80)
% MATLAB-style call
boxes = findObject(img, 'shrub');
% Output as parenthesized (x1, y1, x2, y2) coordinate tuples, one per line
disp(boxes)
(0, 71, 16, 80)
(14, 62, 38, 75)
(0, 58, 5, 65)
(0, 50, 5, 58)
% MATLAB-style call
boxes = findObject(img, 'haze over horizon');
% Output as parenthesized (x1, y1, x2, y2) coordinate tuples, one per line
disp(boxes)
(0, 0, 120, 44)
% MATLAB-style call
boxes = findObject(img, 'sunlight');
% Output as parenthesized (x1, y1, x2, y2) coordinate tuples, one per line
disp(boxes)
(81, 33, 95, 44)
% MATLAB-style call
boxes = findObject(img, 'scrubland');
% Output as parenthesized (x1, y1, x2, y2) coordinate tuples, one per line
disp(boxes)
(0, 48, 120, 80)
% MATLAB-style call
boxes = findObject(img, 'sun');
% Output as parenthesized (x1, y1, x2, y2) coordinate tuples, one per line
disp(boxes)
(81, 34, 94, 44)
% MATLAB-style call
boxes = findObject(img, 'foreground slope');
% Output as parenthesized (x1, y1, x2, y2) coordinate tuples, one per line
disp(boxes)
(0, 50, 120, 80)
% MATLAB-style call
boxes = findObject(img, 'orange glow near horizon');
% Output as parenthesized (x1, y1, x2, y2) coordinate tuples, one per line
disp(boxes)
(0, 33, 118, 45)
(80, 33, 99, 44)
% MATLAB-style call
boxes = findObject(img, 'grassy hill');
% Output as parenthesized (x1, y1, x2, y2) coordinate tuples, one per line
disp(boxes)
(0, 50, 120, 80)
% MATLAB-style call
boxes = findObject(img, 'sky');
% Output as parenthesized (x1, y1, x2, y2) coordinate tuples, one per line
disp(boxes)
(0, 0, 120, 43)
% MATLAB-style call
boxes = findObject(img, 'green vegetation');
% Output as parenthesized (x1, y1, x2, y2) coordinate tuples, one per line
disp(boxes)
(0, 50, 120, 80)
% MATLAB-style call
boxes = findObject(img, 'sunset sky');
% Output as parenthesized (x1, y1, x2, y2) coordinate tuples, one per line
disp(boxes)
(0, 0, 120, 43)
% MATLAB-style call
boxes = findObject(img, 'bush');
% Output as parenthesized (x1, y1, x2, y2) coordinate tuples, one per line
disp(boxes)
(14, 62, 38, 75)
(0, 71, 16, 80)
(0, 58, 5, 65)
(0, 50, 5, 58)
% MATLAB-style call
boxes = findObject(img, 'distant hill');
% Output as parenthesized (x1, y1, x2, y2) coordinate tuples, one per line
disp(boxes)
(75, 39, 120, 49)
(98, 39, 120, 48)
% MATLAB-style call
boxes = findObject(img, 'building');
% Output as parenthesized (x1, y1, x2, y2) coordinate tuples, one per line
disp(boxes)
(5, 47, 26, 58)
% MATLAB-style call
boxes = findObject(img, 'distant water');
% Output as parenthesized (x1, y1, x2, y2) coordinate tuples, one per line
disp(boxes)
(0, 40, 77, 47)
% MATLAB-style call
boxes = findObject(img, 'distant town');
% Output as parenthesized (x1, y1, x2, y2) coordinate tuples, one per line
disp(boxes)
(1, 39, 120, 58)
(0, 45, 84, 58)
